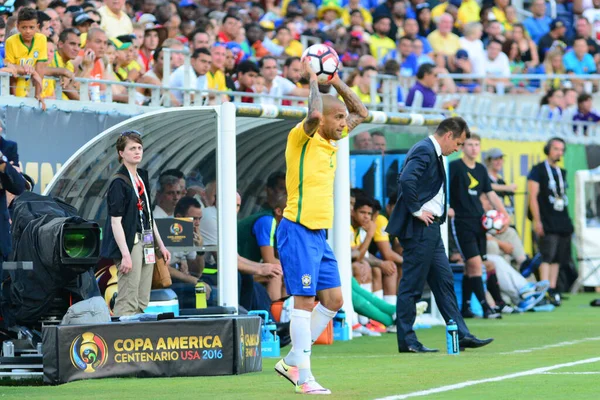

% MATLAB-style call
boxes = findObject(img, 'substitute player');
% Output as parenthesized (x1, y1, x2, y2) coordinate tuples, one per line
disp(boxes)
(274, 59, 368, 395)
(449, 134, 509, 319)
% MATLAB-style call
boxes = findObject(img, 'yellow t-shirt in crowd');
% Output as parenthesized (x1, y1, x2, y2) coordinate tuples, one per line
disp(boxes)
(427, 30, 461, 56)
(48, 51, 75, 100)
(341, 7, 373, 26)
(432, 0, 480, 27)
(206, 69, 227, 91)
(5, 33, 48, 97)
(348, 85, 380, 106)
(272, 39, 304, 58)
(369, 34, 396, 63)
(492, 6, 512, 32)
(283, 120, 347, 230)
(373, 214, 390, 243)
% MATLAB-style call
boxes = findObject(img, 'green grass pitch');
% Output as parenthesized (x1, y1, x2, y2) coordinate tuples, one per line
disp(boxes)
(2, 293, 600, 400)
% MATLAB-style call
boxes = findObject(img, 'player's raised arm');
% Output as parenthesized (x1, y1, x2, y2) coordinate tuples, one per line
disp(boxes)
(330, 74, 368, 132)
(302, 59, 323, 137)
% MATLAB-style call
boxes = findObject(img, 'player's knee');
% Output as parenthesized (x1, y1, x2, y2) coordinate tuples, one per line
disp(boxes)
(372, 266, 382, 281)
(322, 294, 344, 311)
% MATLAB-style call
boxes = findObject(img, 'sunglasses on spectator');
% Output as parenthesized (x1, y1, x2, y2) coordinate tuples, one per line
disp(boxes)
(121, 129, 142, 136)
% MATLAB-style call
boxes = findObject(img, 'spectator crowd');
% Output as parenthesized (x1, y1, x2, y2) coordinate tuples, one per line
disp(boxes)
(0, 0, 600, 120)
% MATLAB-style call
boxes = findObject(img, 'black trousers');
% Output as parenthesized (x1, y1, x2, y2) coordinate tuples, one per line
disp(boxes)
(396, 221, 470, 350)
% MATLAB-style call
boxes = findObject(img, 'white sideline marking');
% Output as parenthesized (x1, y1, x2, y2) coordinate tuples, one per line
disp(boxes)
(499, 336, 600, 355)
(374, 357, 600, 400)
(541, 372, 600, 375)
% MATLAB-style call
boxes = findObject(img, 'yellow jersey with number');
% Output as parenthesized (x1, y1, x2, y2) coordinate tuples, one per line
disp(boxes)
(283, 120, 347, 230)
(5, 33, 48, 97)
(373, 214, 390, 243)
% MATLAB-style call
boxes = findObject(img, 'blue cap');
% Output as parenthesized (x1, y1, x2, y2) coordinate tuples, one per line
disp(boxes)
(456, 49, 469, 59)
(178, 0, 197, 8)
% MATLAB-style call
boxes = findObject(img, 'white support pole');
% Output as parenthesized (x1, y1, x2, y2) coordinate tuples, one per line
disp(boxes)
(332, 136, 355, 338)
(218, 103, 238, 310)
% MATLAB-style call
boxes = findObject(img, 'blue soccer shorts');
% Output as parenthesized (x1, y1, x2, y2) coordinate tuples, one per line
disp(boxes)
(276, 218, 341, 297)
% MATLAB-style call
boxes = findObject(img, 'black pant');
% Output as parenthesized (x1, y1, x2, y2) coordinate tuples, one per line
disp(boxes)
(396, 222, 470, 350)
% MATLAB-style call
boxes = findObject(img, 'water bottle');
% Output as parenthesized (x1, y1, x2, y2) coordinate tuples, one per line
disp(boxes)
(195, 281, 207, 309)
(446, 319, 459, 355)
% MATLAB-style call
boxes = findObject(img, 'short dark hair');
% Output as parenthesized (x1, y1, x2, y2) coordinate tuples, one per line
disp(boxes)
(359, 66, 377, 76)
(258, 55, 277, 68)
(174, 197, 201, 217)
(192, 47, 211, 58)
(48, 0, 67, 9)
(188, 28, 207, 43)
(578, 93, 592, 105)
(350, 187, 367, 199)
(399, 36, 413, 44)
(416, 63, 435, 79)
(59, 27, 79, 43)
(383, 59, 400, 75)
(488, 39, 503, 47)
(353, 194, 373, 211)
(223, 14, 241, 24)
(161, 169, 185, 180)
(0, 18, 5, 30)
(371, 130, 384, 138)
(17, 7, 38, 24)
(237, 60, 259, 74)
(38, 10, 51, 25)
(267, 171, 285, 189)
(284, 56, 300, 68)
(574, 36, 587, 44)
(276, 26, 290, 35)
(434, 117, 470, 139)
(116, 131, 143, 163)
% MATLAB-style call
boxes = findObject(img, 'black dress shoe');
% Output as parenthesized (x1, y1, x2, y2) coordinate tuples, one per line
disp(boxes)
(459, 336, 493, 350)
(400, 344, 439, 353)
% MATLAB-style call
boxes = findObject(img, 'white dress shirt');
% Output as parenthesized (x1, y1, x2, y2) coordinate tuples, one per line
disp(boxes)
(413, 136, 445, 218)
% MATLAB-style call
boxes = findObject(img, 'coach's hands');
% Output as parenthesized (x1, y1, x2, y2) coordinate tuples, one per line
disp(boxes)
(380, 260, 397, 276)
(257, 263, 283, 279)
(119, 253, 133, 274)
(417, 210, 435, 226)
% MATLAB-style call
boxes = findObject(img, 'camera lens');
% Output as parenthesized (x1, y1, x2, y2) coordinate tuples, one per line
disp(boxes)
(63, 229, 97, 258)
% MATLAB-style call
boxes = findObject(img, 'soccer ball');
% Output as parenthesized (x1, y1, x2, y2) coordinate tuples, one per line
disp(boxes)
(301, 44, 340, 84)
(481, 210, 507, 234)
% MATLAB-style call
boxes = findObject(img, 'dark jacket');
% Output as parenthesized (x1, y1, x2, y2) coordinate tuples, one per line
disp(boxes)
(0, 161, 25, 258)
(386, 137, 446, 240)
(0, 137, 19, 165)
(100, 164, 151, 260)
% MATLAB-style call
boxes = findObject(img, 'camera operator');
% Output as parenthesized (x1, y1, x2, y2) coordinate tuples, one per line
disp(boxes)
(0, 149, 26, 290)
(527, 137, 573, 306)
(100, 131, 171, 317)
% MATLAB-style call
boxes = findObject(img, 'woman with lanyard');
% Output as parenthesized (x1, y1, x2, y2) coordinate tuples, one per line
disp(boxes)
(100, 130, 171, 316)
(527, 137, 573, 306)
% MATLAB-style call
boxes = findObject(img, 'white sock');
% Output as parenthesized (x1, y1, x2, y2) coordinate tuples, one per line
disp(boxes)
(384, 295, 398, 321)
(311, 303, 338, 344)
(358, 314, 369, 325)
(374, 290, 384, 300)
(360, 282, 372, 293)
(284, 309, 312, 384)
(384, 295, 397, 306)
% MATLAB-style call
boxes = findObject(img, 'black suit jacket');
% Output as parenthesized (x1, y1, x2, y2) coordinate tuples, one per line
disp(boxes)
(386, 137, 446, 240)
(0, 137, 19, 165)
(0, 161, 25, 258)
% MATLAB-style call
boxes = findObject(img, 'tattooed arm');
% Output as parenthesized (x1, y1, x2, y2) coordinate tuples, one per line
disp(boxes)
(302, 59, 323, 137)
(331, 74, 369, 132)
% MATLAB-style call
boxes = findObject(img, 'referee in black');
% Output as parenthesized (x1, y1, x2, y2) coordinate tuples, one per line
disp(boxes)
(449, 133, 509, 319)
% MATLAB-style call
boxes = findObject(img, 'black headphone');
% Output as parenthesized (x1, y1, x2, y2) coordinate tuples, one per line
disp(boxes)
(543, 137, 566, 156)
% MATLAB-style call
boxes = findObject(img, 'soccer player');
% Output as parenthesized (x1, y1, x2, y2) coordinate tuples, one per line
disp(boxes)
(274, 60, 368, 395)
(4, 7, 47, 109)
(449, 134, 509, 319)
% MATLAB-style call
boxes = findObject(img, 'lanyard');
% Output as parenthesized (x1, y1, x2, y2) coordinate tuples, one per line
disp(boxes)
(544, 160, 564, 198)
(127, 169, 152, 231)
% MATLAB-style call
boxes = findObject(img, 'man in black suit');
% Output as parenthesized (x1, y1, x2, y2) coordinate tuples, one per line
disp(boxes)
(386, 117, 493, 353)
(0, 136, 19, 165)
(0, 148, 26, 297)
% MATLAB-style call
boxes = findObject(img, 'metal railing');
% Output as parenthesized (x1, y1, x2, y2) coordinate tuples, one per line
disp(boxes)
(3, 71, 600, 143)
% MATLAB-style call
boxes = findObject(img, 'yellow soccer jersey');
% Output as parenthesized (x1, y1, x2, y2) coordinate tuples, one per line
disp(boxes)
(373, 214, 390, 243)
(5, 33, 48, 97)
(50, 52, 75, 100)
(283, 120, 347, 230)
